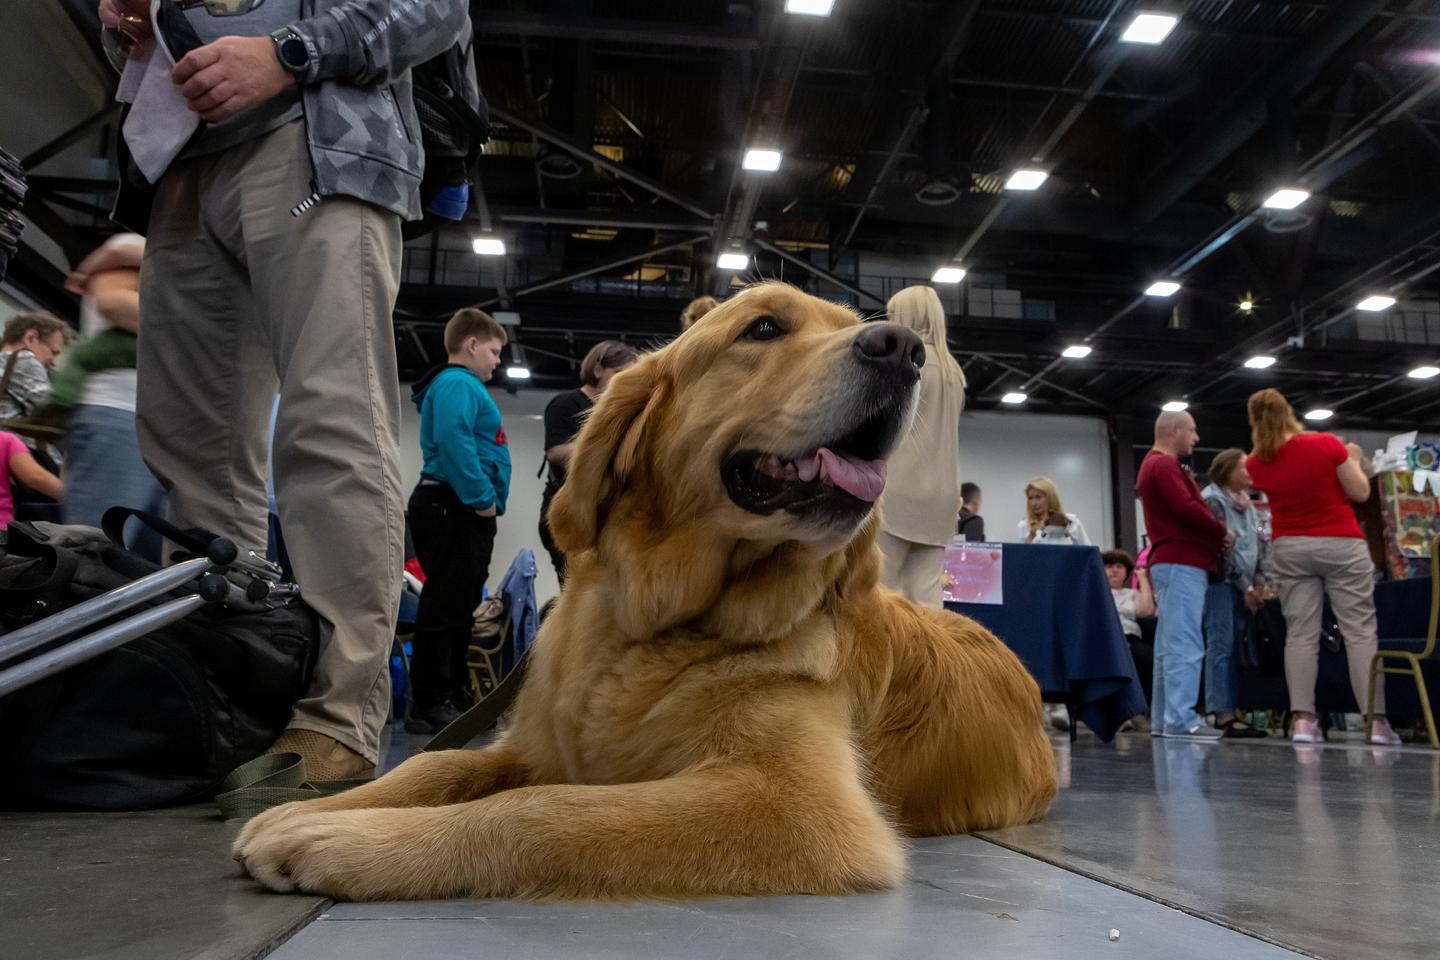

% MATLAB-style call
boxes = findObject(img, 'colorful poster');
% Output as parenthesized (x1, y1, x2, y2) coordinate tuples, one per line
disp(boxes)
(943, 541, 1004, 605)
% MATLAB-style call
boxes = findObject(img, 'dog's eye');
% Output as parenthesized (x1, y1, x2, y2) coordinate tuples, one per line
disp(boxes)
(740, 316, 785, 342)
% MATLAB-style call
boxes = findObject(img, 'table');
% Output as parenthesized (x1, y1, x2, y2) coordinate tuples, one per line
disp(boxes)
(945, 543, 1147, 742)
(1239, 575, 1436, 716)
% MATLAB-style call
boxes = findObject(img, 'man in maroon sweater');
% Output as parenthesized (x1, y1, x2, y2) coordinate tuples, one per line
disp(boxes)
(1137, 411, 1235, 738)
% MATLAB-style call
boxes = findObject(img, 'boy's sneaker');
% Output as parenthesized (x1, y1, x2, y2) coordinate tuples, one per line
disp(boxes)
(405, 700, 463, 735)
(1162, 724, 1224, 740)
(1291, 717, 1324, 744)
(1369, 718, 1403, 746)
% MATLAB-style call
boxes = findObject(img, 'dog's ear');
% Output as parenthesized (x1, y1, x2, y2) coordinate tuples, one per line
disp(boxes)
(548, 358, 664, 554)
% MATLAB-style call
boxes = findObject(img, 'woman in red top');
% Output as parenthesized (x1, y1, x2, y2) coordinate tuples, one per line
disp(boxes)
(1244, 389, 1400, 746)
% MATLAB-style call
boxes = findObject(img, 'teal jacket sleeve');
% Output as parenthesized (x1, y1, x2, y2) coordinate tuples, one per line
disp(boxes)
(429, 378, 497, 511)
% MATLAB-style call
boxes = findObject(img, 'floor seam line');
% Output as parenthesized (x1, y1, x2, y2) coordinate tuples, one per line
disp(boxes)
(972, 833, 1323, 960)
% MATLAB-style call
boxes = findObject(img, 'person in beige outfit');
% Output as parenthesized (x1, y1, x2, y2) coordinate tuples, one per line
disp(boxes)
(876, 285, 967, 607)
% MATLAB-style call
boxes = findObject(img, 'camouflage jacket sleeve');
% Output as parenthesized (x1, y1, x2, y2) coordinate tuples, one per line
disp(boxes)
(291, 0, 468, 87)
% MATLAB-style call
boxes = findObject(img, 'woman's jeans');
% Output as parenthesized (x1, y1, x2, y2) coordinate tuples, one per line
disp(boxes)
(1203, 582, 1248, 715)
(61, 403, 167, 562)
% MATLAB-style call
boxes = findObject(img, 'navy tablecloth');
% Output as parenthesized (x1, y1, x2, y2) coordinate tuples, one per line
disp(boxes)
(945, 543, 1147, 741)
(1239, 575, 1436, 715)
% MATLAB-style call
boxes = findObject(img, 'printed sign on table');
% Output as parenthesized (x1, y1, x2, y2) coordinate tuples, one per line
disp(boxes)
(942, 541, 1004, 605)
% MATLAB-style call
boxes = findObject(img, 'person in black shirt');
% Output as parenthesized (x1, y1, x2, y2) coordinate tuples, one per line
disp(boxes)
(540, 340, 639, 582)
(956, 481, 985, 541)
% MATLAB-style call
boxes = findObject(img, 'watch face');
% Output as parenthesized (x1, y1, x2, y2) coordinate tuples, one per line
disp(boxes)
(280, 36, 307, 69)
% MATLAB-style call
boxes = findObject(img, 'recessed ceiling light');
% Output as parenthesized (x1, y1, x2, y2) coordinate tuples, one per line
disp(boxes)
(1303, 408, 1334, 422)
(1239, 298, 1254, 313)
(472, 236, 506, 256)
(1244, 355, 1276, 369)
(1161, 400, 1189, 412)
(1001, 391, 1028, 405)
(1145, 280, 1181, 297)
(1061, 345, 1092, 359)
(742, 148, 783, 172)
(932, 266, 967, 283)
(716, 252, 749, 270)
(1004, 168, 1049, 191)
(1121, 11, 1179, 45)
(1409, 365, 1440, 380)
(1356, 294, 1397, 312)
(506, 366, 531, 380)
(784, 0, 834, 15)
(1262, 188, 1310, 210)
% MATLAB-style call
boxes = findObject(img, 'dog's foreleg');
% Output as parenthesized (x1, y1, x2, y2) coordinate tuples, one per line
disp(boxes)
(232, 746, 530, 857)
(233, 757, 905, 901)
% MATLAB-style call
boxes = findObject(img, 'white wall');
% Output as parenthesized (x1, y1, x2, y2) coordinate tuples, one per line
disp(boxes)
(958, 410, 1114, 549)
(399, 385, 562, 604)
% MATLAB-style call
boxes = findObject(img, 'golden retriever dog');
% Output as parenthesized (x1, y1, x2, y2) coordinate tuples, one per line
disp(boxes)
(233, 282, 1056, 901)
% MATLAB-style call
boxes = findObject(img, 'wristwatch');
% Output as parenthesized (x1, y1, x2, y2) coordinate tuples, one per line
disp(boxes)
(270, 27, 309, 76)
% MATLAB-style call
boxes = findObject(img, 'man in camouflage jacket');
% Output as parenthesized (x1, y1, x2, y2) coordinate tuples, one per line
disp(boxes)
(97, 0, 469, 780)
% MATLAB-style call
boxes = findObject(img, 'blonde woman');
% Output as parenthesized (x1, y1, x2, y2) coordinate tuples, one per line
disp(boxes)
(875, 285, 967, 607)
(1016, 477, 1090, 545)
(1244, 388, 1401, 746)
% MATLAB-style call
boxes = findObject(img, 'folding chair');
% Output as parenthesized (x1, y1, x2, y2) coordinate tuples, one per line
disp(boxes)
(1367, 538, 1439, 749)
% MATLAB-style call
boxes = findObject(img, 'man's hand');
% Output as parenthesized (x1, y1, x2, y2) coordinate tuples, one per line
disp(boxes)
(1345, 441, 1364, 462)
(476, 506, 497, 518)
(1243, 587, 1264, 613)
(1223, 530, 1237, 551)
(172, 36, 295, 124)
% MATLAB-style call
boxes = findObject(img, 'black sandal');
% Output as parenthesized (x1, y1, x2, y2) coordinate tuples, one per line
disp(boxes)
(1218, 718, 1268, 739)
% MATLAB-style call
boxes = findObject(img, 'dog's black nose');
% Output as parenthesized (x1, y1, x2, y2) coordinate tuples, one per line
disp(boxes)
(853, 322, 926, 374)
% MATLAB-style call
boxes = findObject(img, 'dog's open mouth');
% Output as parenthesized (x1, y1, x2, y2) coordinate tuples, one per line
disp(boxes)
(722, 404, 901, 515)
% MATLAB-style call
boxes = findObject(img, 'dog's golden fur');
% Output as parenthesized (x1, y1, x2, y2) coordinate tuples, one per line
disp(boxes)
(233, 283, 1056, 901)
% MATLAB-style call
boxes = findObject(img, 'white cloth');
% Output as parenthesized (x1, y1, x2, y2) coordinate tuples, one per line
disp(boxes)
(1112, 586, 1142, 638)
(117, 7, 200, 184)
(78, 369, 139, 412)
(1015, 513, 1089, 545)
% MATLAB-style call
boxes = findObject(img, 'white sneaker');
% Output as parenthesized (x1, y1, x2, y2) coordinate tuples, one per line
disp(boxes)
(1163, 724, 1224, 740)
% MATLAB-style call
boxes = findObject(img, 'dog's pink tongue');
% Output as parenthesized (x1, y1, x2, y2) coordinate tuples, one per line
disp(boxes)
(795, 448, 888, 502)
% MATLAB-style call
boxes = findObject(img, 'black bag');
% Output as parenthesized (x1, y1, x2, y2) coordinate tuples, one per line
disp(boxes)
(0, 522, 319, 811)
(404, 18, 490, 240)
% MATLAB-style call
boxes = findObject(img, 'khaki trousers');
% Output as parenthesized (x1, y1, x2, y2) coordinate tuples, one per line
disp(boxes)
(876, 530, 946, 608)
(137, 121, 404, 762)
(1271, 536, 1384, 716)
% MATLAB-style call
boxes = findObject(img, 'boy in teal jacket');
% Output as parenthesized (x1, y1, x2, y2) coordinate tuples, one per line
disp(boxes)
(405, 308, 512, 732)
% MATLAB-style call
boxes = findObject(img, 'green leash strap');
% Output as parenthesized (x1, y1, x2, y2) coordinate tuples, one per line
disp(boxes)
(214, 752, 368, 822)
(422, 646, 530, 752)
(216, 647, 531, 821)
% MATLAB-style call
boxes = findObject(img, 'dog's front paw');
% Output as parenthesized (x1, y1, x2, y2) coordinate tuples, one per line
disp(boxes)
(233, 808, 464, 900)
(231, 799, 318, 869)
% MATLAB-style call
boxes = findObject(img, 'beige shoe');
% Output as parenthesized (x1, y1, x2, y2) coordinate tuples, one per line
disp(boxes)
(266, 728, 376, 781)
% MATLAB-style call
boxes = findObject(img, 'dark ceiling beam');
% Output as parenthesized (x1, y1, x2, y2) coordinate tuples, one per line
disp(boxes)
(472, 10, 760, 50)
(1176, 230, 1440, 404)
(491, 207, 713, 233)
(945, 0, 1131, 266)
(836, 0, 981, 252)
(709, 14, 811, 293)
(488, 104, 716, 221)
(475, 234, 712, 309)
(752, 239, 884, 309)
(1129, 0, 1392, 230)
(20, 106, 118, 171)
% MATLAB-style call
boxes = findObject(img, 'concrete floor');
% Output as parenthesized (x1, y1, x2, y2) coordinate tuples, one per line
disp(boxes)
(2, 729, 1435, 960)
(986, 735, 1440, 960)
